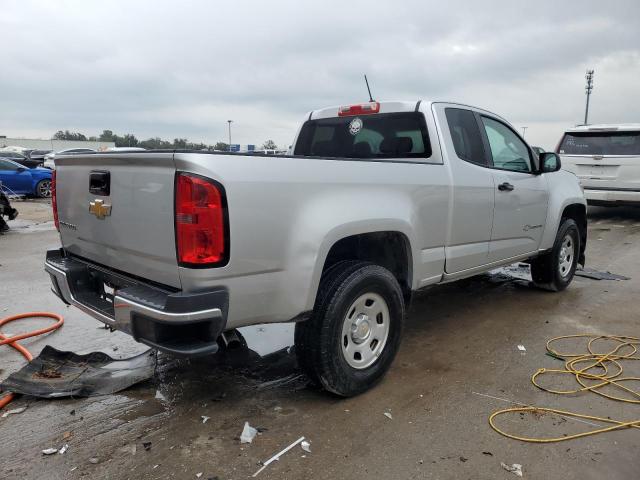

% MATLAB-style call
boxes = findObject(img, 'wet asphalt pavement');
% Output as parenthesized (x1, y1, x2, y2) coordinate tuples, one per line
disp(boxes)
(1, 200, 639, 479)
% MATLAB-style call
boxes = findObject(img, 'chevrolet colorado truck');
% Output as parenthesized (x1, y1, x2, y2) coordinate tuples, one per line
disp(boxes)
(45, 100, 587, 396)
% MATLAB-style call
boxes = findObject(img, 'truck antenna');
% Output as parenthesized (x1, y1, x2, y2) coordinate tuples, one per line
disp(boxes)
(364, 74, 375, 102)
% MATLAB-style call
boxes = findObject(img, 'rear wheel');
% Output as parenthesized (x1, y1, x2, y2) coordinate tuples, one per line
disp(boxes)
(294, 261, 404, 396)
(531, 218, 580, 291)
(36, 179, 52, 198)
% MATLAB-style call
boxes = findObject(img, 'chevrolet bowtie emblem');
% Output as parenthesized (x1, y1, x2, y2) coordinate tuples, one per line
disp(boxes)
(89, 199, 112, 219)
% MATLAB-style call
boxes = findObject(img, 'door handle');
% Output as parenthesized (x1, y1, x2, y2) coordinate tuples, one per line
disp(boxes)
(498, 182, 514, 191)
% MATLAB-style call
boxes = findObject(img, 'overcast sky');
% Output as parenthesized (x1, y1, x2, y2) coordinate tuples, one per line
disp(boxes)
(1, 0, 639, 149)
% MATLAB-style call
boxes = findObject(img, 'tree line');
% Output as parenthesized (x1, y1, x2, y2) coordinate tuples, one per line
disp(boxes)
(52, 130, 279, 151)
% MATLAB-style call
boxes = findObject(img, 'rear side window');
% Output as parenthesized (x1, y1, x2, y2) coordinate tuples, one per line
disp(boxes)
(294, 112, 431, 160)
(559, 131, 640, 155)
(445, 108, 487, 165)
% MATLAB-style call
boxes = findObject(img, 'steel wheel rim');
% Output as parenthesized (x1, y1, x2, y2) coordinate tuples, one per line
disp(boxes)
(38, 180, 52, 197)
(341, 292, 390, 369)
(558, 234, 574, 278)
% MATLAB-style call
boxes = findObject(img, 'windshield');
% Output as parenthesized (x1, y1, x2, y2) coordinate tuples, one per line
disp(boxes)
(294, 112, 431, 159)
(559, 131, 640, 155)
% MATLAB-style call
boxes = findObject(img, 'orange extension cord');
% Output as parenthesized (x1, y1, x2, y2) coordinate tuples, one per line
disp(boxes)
(0, 312, 64, 409)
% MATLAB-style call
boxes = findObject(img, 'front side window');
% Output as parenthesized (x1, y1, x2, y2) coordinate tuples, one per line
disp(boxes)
(294, 112, 431, 160)
(445, 108, 487, 165)
(481, 116, 532, 172)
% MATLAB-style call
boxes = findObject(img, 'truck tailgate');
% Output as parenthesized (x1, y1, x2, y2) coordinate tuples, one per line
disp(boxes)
(55, 152, 180, 289)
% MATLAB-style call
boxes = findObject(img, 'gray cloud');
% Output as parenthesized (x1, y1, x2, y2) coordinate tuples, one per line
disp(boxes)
(1, 0, 639, 149)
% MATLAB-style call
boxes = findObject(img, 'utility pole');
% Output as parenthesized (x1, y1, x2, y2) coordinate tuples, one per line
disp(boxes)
(521, 126, 528, 138)
(227, 120, 233, 151)
(584, 69, 594, 125)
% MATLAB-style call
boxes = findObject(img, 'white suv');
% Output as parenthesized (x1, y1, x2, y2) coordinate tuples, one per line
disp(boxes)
(557, 124, 640, 206)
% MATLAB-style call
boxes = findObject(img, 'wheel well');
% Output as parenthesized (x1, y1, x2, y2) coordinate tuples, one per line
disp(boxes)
(561, 203, 587, 265)
(322, 231, 412, 300)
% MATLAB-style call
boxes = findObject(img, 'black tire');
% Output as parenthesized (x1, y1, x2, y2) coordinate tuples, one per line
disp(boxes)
(294, 261, 405, 397)
(531, 218, 580, 291)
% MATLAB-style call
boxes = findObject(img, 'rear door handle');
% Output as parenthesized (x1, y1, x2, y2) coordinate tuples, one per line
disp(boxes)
(498, 182, 514, 191)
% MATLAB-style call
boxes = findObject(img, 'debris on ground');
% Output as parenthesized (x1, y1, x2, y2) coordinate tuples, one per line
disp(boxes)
(252, 436, 305, 477)
(42, 448, 58, 455)
(0, 346, 155, 398)
(383, 412, 393, 420)
(201, 415, 210, 424)
(459, 456, 468, 462)
(59, 444, 69, 454)
(482, 451, 493, 456)
(1, 406, 27, 417)
(196, 473, 203, 478)
(240, 422, 258, 444)
(575, 268, 630, 281)
(517, 345, 526, 353)
(89, 457, 99, 464)
(301, 440, 311, 453)
(62, 431, 72, 440)
(143, 442, 152, 451)
(501, 462, 523, 477)
(155, 390, 167, 401)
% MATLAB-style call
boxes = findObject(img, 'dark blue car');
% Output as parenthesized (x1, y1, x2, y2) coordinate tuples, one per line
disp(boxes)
(0, 158, 52, 197)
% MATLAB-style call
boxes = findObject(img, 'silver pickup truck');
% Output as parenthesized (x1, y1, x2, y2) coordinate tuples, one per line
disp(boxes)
(45, 100, 587, 396)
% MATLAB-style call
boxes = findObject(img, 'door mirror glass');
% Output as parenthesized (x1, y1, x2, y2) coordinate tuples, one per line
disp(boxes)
(539, 152, 561, 173)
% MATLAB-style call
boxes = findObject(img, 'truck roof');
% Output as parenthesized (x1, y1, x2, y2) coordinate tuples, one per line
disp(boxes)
(307, 100, 512, 125)
(565, 123, 640, 133)
(309, 101, 422, 120)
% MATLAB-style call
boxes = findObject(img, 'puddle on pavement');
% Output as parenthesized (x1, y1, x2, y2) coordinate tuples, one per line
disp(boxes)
(5, 218, 55, 233)
(143, 323, 303, 408)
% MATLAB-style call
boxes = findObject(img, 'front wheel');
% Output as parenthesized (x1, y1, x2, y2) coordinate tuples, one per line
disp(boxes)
(36, 179, 52, 198)
(294, 261, 405, 397)
(531, 218, 580, 291)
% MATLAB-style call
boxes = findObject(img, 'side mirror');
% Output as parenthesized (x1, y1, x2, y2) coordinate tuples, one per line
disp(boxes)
(16, 166, 26, 173)
(539, 152, 561, 173)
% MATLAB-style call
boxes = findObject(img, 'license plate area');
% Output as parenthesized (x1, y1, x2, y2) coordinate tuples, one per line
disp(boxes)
(68, 265, 138, 319)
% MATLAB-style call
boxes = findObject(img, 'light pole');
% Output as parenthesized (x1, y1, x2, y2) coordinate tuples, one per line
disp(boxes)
(521, 126, 528, 138)
(584, 69, 594, 125)
(227, 120, 233, 151)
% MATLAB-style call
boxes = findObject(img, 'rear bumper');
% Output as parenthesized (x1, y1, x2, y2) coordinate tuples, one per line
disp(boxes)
(45, 249, 228, 357)
(584, 188, 640, 206)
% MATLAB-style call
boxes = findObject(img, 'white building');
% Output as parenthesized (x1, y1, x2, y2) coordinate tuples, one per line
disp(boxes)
(0, 136, 115, 151)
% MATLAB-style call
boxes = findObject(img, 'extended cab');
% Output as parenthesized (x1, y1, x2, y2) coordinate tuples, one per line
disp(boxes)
(45, 101, 587, 396)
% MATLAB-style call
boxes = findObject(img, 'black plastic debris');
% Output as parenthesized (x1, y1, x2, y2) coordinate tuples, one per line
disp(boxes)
(1, 345, 155, 398)
(575, 268, 630, 281)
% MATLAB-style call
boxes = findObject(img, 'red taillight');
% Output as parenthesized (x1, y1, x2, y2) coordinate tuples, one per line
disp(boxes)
(338, 101, 380, 117)
(51, 170, 59, 231)
(175, 173, 227, 266)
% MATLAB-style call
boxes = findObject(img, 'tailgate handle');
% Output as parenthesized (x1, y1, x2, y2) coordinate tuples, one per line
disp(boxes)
(89, 171, 110, 196)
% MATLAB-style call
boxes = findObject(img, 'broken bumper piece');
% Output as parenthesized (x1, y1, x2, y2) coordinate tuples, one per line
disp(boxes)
(45, 248, 228, 357)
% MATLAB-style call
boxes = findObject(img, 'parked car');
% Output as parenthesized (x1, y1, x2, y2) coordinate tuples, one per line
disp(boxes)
(0, 150, 44, 169)
(27, 149, 53, 165)
(532, 146, 545, 156)
(0, 158, 53, 197)
(46, 100, 586, 396)
(43, 148, 96, 169)
(106, 147, 146, 152)
(557, 124, 640, 206)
